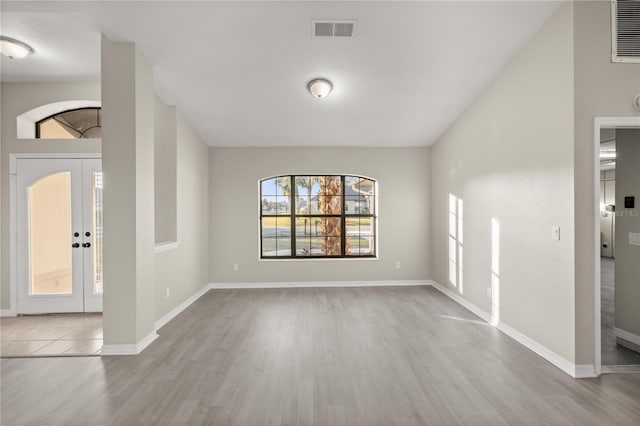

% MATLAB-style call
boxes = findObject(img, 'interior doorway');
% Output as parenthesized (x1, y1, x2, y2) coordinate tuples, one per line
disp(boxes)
(16, 158, 103, 314)
(595, 121, 640, 374)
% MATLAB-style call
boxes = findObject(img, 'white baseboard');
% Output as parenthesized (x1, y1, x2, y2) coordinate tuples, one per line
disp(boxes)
(209, 280, 430, 289)
(101, 330, 158, 356)
(602, 364, 640, 374)
(100, 344, 137, 356)
(575, 364, 597, 378)
(613, 327, 640, 346)
(428, 280, 586, 378)
(103, 283, 210, 356)
(0, 309, 17, 317)
(155, 284, 210, 330)
(427, 280, 491, 323)
(497, 320, 581, 378)
(135, 330, 159, 353)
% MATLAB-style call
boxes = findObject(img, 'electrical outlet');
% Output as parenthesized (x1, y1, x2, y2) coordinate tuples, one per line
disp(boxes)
(233, 263, 239, 272)
(165, 288, 170, 299)
(395, 261, 401, 270)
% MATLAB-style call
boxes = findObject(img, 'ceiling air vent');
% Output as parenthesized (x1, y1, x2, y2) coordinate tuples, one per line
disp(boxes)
(612, 0, 640, 63)
(313, 20, 356, 38)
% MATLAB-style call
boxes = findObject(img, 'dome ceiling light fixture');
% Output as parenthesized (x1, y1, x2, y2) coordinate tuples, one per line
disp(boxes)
(307, 78, 333, 99)
(0, 36, 35, 59)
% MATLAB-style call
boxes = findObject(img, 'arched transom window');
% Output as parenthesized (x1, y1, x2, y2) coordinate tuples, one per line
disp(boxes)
(36, 107, 101, 139)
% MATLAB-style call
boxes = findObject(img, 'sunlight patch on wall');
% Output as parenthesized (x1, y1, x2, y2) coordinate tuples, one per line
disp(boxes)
(448, 194, 464, 294)
(490, 217, 501, 326)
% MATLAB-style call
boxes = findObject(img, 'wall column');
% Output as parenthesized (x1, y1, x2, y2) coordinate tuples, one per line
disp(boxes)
(101, 36, 156, 352)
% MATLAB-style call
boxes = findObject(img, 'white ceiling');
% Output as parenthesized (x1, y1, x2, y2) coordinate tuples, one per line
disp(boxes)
(1, 1, 562, 147)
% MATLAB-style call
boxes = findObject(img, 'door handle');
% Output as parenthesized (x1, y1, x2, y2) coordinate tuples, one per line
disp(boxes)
(82, 242, 91, 248)
(72, 243, 80, 248)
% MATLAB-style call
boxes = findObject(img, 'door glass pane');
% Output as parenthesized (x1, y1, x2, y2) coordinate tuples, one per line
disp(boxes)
(28, 172, 72, 295)
(93, 171, 103, 294)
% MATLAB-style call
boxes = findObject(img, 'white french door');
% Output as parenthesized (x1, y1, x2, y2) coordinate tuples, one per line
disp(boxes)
(16, 158, 103, 314)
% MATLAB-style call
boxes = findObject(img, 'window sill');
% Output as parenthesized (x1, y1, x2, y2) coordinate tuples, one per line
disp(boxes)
(259, 256, 379, 262)
(154, 241, 180, 253)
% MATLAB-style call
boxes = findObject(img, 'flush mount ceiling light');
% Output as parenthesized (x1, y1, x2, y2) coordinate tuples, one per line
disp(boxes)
(307, 78, 333, 99)
(0, 36, 35, 59)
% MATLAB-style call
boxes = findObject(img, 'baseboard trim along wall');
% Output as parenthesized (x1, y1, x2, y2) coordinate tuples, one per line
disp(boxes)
(102, 283, 211, 356)
(209, 280, 430, 289)
(575, 364, 599, 378)
(428, 280, 492, 323)
(428, 280, 596, 379)
(613, 327, 640, 346)
(0, 309, 17, 317)
(613, 327, 640, 353)
(101, 330, 158, 356)
(155, 284, 210, 330)
(602, 365, 640, 374)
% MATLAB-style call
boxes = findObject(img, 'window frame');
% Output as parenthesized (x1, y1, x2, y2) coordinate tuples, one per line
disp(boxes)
(35, 107, 102, 139)
(259, 174, 377, 259)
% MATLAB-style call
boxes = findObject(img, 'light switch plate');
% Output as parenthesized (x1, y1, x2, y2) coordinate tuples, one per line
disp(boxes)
(552, 226, 560, 241)
(629, 232, 640, 246)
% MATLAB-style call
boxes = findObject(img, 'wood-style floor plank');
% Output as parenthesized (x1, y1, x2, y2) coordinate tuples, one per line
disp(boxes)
(601, 257, 640, 366)
(1, 286, 639, 425)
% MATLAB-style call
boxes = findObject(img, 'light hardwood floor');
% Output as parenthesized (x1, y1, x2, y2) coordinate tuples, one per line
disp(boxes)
(1, 286, 639, 426)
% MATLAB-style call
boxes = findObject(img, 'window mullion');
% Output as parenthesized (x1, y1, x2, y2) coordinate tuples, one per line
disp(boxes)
(341, 176, 346, 256)
(290, 175, 296, 257)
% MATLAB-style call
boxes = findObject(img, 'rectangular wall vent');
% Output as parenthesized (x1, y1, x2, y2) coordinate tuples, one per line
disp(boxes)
(612, 0, 640, 63)
(313, 20, 356, 38)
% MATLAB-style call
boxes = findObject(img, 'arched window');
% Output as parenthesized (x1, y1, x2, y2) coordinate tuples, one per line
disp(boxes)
(260, 175, 377, 258)
(36, 107, 101, 139)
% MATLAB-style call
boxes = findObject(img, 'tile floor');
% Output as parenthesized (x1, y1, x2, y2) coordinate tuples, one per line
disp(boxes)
(0, 313, 102, 357)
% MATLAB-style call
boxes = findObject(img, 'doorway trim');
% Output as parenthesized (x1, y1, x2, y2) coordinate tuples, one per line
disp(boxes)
(593, 116, 640, 376)
(5, 153, 101, 317)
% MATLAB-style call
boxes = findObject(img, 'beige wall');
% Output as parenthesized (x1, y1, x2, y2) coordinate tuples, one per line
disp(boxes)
(209, 147, 431, 283)
(573, 0, 640, 365)
(0, 82, 101, 310)
(431, 4, 576, 362)
(155, 112, 209, 319)
(614, 129, 640, 338)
